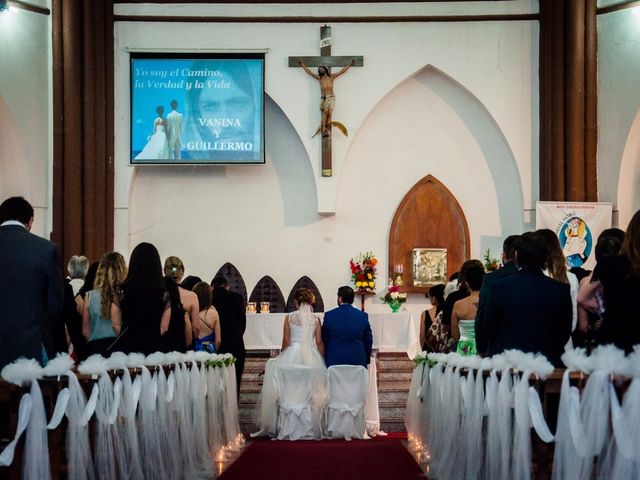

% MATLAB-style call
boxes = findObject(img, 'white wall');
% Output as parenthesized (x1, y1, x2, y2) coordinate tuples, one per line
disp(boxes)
(0, 4, 52, 237)
(113, 3, 538, 311)
(597, 5, 640, 227)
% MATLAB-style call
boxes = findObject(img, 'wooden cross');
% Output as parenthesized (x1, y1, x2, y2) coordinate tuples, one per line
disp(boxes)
(289, 26, 364, 177)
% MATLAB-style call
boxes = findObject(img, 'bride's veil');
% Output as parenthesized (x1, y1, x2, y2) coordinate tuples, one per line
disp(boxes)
(297, 302, 316, 366)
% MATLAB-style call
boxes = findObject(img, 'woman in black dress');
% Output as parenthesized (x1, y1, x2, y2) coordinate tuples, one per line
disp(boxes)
(113, 243, 171, 355)
(595, 210, 640, 352)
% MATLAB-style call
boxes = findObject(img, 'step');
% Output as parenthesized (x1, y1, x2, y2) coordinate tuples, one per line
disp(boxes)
(378, 371, 413, 382)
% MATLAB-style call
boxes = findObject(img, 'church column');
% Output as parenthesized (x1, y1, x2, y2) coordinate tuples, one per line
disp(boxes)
(539, 0, 597, 202)
(52, 0, 115, 263)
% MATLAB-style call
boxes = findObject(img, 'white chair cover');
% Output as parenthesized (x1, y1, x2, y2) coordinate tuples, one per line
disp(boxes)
(275, 365, 325, 440)
(326, 365, 369, 440)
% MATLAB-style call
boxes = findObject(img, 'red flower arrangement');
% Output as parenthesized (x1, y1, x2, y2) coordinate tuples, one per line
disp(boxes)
(349, 252, 377, 291)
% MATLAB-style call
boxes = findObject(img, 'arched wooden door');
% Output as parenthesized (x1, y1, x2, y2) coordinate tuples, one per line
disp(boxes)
(388, 175, 470, 293)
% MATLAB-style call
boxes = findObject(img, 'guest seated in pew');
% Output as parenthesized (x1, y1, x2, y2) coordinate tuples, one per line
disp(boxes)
(484, 231, 572, 367)
(192, 281, 221, 353)
(110, 243, 172, 355)
(451, 265, 484, 356)
(82, 252, 127, 356)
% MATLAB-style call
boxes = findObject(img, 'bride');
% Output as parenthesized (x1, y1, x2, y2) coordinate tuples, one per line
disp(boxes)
(135, 106, 170, 160)
(252, 288, 327, 439)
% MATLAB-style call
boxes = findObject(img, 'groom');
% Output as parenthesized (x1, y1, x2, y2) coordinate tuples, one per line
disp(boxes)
(322, 286, 373, 367)
(166, 99, 183, 160)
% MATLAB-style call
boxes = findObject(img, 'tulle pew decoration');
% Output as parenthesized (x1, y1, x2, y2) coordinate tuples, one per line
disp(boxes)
(552, 345, 636, 480)
(406, 350, 556, 480)
(0, 349, 242, 480)
(0, 357, 51, 480)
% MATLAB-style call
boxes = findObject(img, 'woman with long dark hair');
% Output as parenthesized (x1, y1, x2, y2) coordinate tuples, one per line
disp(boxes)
(419, 284, 447, 352)
(112, 243, 171, 354)
(595, 210, 640, 351)
(537, 228, 579, 333)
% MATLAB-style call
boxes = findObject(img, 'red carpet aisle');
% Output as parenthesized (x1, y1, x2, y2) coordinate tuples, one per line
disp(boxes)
(219, 434, 424, 480)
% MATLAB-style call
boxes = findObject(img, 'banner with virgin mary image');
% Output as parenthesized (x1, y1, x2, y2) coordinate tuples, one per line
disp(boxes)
(535, 202, 613, 270)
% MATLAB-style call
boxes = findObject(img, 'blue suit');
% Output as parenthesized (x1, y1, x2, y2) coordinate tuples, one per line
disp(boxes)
(322, 304, 373, 367)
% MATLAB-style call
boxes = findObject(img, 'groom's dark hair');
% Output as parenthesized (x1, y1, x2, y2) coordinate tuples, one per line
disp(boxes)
(337, 286, 354, 304)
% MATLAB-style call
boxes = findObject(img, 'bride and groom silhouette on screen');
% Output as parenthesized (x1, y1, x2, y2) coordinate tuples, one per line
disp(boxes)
(135, 100, 183, 160)
(252, 285, 373, 440)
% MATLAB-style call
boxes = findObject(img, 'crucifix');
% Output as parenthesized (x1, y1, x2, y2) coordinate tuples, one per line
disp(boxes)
(289, 26, 364, 177)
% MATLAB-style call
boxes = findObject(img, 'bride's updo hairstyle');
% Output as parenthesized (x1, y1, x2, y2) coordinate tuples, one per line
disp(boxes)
(294, 287, 316, 306)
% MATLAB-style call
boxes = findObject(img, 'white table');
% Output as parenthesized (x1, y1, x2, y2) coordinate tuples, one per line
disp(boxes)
(243, 312, 420, 359)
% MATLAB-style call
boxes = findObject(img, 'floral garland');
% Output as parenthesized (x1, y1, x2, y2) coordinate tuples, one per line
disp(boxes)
(205, 355, 236, 368)
(349, 251, 377, 291)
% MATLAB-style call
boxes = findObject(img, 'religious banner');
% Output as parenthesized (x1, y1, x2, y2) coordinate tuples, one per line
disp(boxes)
(535, 201, 613, 270)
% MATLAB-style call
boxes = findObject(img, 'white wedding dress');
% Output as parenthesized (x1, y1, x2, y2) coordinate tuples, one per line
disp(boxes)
(135, 121, 170, 160)
(252, 303, 327, 439)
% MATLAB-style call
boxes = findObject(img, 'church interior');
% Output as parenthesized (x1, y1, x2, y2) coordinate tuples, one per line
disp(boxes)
(1, 0, 640, 478)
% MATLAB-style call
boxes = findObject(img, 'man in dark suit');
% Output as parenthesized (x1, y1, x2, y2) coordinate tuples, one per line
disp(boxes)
(211, 275, 246, 398)
(485, 231, 572, 367)
(322, 286, 373, 367)
(0, 197, 64, 368)
(475, 234, 520, 356)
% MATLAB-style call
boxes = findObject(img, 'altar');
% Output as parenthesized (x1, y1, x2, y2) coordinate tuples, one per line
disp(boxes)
(243, 312, 421, 360)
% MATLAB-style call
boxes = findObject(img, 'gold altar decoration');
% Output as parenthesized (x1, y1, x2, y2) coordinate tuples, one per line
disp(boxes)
(412, 248, 447, 286)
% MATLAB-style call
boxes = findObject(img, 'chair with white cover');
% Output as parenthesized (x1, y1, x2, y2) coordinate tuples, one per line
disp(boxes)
(325, 365, 369, 440)
(275, 365, 324, 440)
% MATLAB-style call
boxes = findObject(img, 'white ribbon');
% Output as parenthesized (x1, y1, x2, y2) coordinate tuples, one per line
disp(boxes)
(166, 372, 175, 403)
(0, 394, 33, 466)
(80, 383, 99, 426)
(107, 378, 122, 425)
(608, 382, 635, 460)
(568, 386, 589, 457)
(528, 386, 554, 443)
(46, 388, 70, 430)
(132, 375, 142, 409)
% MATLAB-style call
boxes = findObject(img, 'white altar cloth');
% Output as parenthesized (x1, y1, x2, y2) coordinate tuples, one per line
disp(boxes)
(243, 312, 420, 359)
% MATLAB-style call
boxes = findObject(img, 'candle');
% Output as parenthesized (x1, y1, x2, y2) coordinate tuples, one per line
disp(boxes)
(396, 263, 404, 274)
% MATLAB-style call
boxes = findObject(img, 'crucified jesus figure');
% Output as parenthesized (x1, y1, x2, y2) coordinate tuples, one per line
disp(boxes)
(298, 60, 353, 137)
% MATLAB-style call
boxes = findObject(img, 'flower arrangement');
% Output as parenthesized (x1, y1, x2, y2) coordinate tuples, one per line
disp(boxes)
(380, 283, 407, 312)
(483, 249, 501, 272)
(350, 251, 377, 291)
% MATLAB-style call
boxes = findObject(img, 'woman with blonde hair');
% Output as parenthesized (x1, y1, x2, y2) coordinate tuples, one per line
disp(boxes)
(163, 256, 200, 350)
(82, 252, 127, 356)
